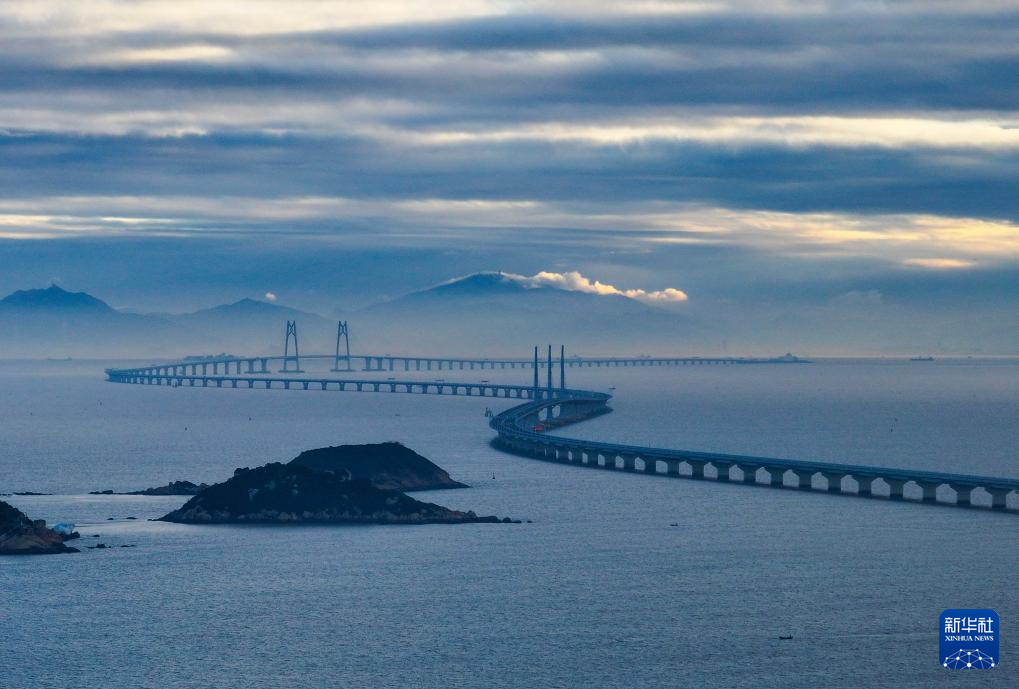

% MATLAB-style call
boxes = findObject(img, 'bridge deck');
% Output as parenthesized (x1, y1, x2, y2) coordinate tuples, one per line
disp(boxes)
(106, 356, 1016, 511)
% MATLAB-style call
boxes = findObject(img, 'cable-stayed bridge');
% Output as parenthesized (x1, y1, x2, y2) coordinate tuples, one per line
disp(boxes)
(105, 323, 1016, 512)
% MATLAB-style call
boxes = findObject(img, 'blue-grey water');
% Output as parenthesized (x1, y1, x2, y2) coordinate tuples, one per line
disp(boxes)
(1, 359, 1017, 688)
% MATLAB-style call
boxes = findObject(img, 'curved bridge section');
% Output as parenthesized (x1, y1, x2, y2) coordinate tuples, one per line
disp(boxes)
(489, 395, 1018, 511)
(106, 356, 1016, 512)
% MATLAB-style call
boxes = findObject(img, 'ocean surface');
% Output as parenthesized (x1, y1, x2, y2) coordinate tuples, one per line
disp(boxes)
(1, 358, 1017, 688)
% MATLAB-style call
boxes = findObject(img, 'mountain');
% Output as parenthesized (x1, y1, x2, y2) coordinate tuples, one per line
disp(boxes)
(176, 298, 331, 353)
(0, 287, 331, 359)
(352, 272, 705, 354)
(0, 284, 116, 313)
(0, 276, 709, 359)
(0, 284, 179, 358)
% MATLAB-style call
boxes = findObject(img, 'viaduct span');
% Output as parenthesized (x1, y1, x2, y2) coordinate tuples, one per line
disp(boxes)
(106, 346, 1017, 513)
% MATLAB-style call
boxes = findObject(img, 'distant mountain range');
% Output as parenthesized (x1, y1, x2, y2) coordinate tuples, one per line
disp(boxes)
(0, 274, 709, 358)
(0, 285, 329, 358)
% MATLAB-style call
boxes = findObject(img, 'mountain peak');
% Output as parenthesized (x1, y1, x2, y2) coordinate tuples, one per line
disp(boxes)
(0, 284, 115, 312)
(203, 297, 300, 315)
(412, 271, 688, 307)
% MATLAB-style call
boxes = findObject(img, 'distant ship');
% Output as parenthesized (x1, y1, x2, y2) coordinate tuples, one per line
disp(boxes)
(766, 353, 809, 363)
(910, 356, 935, 362)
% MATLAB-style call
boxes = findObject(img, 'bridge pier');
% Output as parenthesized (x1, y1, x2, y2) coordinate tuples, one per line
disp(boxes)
(643, 458, 658, 474)
(667, 459, 682, 477)
(885, 478, 907, 500)
(621, 454, 637, 471)
(766, 468, 785, 487)
(687, 460, 706, 479)
(988, 488, 1010, 510)
(822, 472, 845, 493)
(951, 484, 974, 506)
(856, 476, 875, 496)
(793, 470, 815, 490)
(738, 464, 759, 484)
(918, 480, 940, 503)
(713, 461, 733, 481)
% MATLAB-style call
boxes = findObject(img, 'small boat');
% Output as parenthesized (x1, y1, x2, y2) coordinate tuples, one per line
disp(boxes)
(779, 635, 793, 640)
(910, 356, 934, 362)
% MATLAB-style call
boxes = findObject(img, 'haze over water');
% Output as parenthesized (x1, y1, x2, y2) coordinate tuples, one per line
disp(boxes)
(2, 359, 1015, 688)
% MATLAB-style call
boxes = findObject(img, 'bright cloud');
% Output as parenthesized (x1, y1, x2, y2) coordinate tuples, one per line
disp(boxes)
(263, 291, 278, 301)
(902, 258, 975, 270)
(393, 116, 1019, 151)
(505, 270, 689, 304)
(2, 197, 1018, 271)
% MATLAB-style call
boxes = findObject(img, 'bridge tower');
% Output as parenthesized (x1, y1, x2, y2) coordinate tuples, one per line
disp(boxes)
(280, 320, 304, 373)
(533, 346, 540, 397)
(331, 320, 352, 372)
(560, 344, 566, 390)
(547, 345, 553, 393)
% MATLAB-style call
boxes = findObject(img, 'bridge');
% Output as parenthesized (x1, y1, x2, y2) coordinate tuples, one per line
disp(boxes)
(104, 329, 1016, 512)
(121, 353, 805, 378)
(488, 393, 1019, 511)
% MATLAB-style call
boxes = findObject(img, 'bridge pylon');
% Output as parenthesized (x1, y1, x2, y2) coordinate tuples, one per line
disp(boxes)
(280, 320, 304, 373)
(547, 345, 553, 393)
(532, 346, 540, 398)
(560, 344, 566, 390)
(331, 320, 352, 372)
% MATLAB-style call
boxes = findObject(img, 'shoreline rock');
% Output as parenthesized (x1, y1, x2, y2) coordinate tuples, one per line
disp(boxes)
(0, 500, 79, 555)
(90, 480, 209, 496)
(158, 463, 509, 525)
(288, 442, 468, 491)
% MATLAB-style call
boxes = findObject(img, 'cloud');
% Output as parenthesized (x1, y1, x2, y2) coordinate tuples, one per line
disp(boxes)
(504, 270, 689, 304)
(2, 197, 1018, 272)
(902, 258, 975, 270)
(0, 0, 1016, 350)
(263, 291, 277, 301)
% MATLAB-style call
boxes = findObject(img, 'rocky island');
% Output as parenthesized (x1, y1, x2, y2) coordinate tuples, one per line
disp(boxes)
(288, 442, 467, 491)
(158, 462, 508, 525)
(0, 500, 78, 555)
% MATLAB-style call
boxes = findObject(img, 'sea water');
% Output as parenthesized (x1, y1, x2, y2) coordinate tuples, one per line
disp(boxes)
(1, 359, 1016, 688)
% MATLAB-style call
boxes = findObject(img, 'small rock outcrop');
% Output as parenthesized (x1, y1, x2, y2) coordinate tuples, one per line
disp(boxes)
(90, 480, 209, 496)
(288, 442, 467, 491)
(0, 500, 78, 555)
(132, 480, 208, 496)
(158, 463, 506, 525)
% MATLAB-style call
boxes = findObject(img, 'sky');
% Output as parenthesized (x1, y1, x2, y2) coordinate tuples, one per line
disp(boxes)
(0, 1, 1017, 352)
